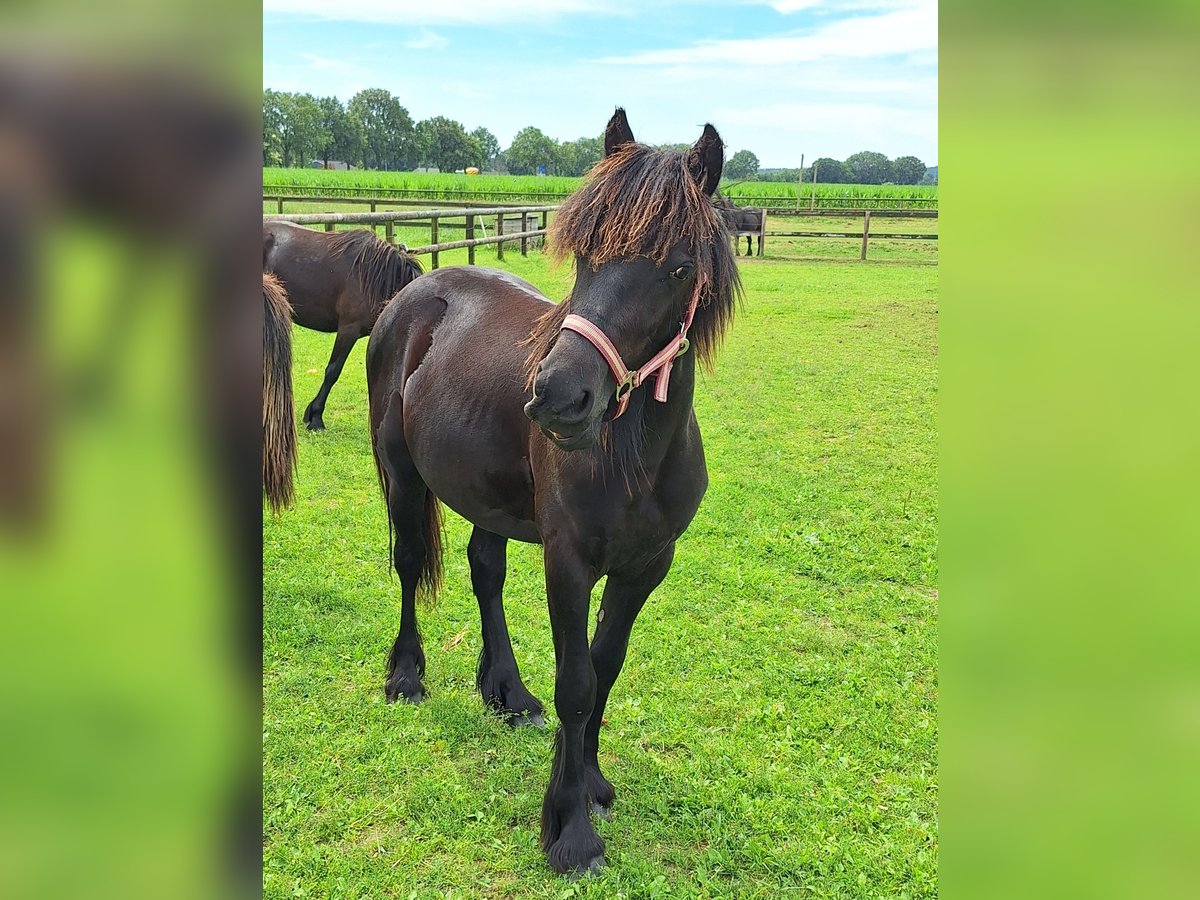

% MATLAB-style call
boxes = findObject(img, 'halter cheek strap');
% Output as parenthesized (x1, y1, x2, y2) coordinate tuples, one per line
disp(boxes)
(559, 275, 705, 419)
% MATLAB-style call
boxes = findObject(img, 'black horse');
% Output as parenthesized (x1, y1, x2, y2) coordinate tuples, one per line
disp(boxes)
(714, 194, 764, 256)
(365, 108, 740, 875)
(263, 222, 422, 430)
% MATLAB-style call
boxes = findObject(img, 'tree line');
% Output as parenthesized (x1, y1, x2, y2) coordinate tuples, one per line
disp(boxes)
(263, 88, 930, 184)
(264, 88, 603, 176)
(751, 152, 933, 186)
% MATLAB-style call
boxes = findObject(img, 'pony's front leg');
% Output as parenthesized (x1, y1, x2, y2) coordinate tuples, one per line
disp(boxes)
(540, 545, 605, 876)
(584, 541, 675, 818)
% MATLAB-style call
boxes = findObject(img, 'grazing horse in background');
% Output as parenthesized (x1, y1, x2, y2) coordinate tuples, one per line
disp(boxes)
(714, 194, 764, 256)
(263, 222, 422, 431)
(262, 272, 296, 514)
(366, 108, 740, 875)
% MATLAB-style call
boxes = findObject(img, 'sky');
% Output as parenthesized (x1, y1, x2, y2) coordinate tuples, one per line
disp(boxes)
(263, 0, 937, 169)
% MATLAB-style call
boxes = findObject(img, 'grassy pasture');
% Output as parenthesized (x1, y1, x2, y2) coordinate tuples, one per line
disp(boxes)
(263, 168, 938, 208)
(263, 242, 938, 897)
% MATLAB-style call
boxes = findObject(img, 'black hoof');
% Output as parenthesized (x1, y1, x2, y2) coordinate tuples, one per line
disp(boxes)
(545, 825, 605, 877)
(567, 856, 605, 880)
(305, 419, 325, 432)
(384, 675, 425, 704)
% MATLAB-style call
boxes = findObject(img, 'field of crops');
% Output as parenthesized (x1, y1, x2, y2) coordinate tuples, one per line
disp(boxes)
(263, 168, 938, 209)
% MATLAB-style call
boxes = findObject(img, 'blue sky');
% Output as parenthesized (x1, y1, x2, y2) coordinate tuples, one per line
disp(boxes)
(263, 0, 936, 169)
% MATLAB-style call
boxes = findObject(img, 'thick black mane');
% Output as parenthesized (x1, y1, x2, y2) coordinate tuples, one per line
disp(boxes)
(330, 230, 423, 311)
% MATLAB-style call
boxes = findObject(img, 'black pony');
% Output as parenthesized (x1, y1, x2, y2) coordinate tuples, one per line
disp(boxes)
(365, 108, 740, 875)
(263, 222, 422, 430)
(714, 194, 764, 256)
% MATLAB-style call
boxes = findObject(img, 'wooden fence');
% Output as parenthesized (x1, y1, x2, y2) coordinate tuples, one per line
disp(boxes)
(264, 204, 936, 264)
(265, 189, 937, 212)
(264, 206, 557, 269)
(764, 209, 938, 260)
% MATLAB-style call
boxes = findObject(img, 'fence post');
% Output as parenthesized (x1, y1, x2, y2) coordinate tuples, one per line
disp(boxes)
(371, 200, 378, 236)
(860, 210, 871, 260)
(431, 216, 439, 270)
(496, 212, 505, 260)
(325, 222, 334, 233)
(385, 221, 394, 245)
(466, 213, 475, 265)
(277, 197, 284, 214)
(521, 213, 529, 256)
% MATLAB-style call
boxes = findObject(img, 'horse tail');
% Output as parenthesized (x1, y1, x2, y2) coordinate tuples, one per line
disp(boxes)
(369, 385, 443, 602)
(419, 491, 444, 599)
(262, 272, 296, 514)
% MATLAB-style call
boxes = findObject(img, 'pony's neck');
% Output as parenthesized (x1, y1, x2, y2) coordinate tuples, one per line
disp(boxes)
(610, 347, 697, 482)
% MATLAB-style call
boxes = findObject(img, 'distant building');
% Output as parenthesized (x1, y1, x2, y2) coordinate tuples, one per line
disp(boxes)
(310, 160, 353, 170)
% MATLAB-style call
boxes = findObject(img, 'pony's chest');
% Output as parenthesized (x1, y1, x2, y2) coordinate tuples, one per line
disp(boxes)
(594, 461, 708, 569)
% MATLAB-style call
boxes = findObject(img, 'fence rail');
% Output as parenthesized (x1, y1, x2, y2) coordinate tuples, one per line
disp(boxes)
(265, 205, 558, 269)
(264, 205, 937, 264)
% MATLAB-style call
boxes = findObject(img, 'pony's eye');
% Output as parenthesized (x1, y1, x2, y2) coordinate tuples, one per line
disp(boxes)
(670, 264, 694, 281)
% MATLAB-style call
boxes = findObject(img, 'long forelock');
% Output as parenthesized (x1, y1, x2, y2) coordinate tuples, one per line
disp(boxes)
(544, 142, 742, 372)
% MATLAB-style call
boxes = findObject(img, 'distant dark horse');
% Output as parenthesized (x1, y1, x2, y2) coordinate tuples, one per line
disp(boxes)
(714, 194, 764, 256)
(263, 272, 296, 514)
(263, 222, 422, 431)
(366, 108, 740, 875)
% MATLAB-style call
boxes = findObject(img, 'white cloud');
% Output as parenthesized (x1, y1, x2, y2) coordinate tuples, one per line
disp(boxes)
(263, 0, 627, 25)
(767, 0, 921, 13)
(597, 0, 936, 65)
(404, 29, 448, 50)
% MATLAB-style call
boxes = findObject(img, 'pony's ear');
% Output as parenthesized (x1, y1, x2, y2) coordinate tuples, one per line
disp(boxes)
(687, 124, 724, 196)
(604, 107, 635, 157)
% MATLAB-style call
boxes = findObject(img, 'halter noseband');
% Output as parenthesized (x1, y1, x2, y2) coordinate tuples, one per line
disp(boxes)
(558, 274, 705, 420)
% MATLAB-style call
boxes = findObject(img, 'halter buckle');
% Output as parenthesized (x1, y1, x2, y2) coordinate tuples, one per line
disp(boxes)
(614, 372, 636, 403)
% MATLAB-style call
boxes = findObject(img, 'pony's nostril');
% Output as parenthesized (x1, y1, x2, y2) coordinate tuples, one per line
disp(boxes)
(570, 390, 591, 416)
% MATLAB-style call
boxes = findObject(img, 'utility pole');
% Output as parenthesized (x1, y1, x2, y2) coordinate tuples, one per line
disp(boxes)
(796, 153, 804, 210)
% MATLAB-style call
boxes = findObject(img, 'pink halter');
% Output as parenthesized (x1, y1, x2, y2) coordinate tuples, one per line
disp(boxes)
(559, 275, 705, 419)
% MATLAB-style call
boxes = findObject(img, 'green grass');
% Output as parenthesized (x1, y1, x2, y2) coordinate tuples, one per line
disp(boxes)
(263, 244, 938, 897)
(263, 168, 938, 209)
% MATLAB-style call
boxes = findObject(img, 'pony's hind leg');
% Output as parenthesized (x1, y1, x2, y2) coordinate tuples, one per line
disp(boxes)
(376, 405, 439, 704)
(468, 527, 544, 727)
(304, 325, 360, 431)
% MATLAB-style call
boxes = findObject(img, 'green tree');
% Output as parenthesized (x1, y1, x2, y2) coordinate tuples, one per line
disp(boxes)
(558, 136, 603, 177)
(315, 96, 364, 168)
(263, 89, 285, 166)
(274, 92, 328, 168)
(810, 157, 847, 184)
(414, 116, 478, 172)
(505, 126, 560, 175)
(725, 149, 760, 180)
(470, 127, 500, 169)
(844, 151, 893, 185)
(892, 155, 927, 185)
(347, 88, 416, 169)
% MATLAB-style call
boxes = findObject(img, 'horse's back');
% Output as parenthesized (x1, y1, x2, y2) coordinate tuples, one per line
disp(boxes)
(369, 266, 552, 543)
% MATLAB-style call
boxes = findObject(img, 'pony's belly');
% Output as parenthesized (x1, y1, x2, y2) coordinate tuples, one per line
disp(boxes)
(404, 366, 540, 545)
(419, 451, 540, 544)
